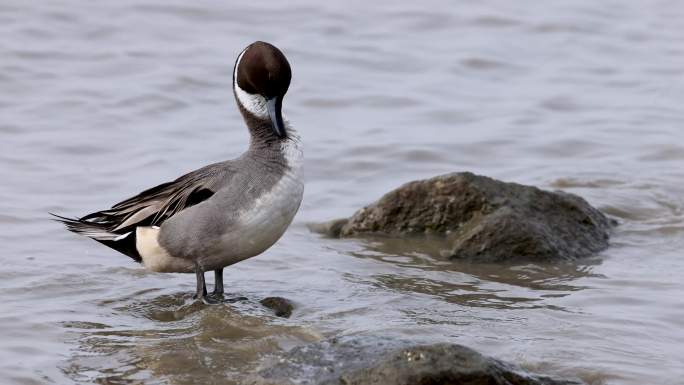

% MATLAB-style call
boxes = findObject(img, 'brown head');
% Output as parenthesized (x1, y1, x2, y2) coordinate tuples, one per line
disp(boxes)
(233, 41, 292, 139)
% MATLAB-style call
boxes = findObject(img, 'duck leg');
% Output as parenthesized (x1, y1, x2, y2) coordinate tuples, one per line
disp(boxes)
(212, 268, 224, 296)
(194, 264, 208, 300)
(193, 265, 241, 304)
(203, 267, 247, 304)
(195, 266, 224, 304)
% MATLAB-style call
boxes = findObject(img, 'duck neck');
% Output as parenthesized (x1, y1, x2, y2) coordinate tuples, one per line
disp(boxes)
(238, 109, 288, 154)
(241, 114, 301, 173)
(233, 86, 290, 146)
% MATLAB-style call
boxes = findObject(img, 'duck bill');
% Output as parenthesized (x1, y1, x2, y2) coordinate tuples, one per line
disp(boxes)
(266, 96, 286, 138)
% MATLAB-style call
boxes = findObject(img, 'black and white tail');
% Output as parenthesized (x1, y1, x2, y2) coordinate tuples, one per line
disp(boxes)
(51, 214, 141, 262)
(52, 162, 223, 264)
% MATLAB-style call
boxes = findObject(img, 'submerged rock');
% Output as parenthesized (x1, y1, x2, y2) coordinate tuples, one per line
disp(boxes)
(260, 297, 294, 318)
(310, 172, 614, 262)
(249, 337, 584, 385)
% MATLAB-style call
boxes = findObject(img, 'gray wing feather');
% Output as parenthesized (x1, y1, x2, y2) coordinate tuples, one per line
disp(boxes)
(79, 161, 232, 233)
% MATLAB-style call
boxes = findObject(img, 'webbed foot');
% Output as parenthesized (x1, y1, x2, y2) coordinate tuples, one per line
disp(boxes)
(202, 293, 248, 304)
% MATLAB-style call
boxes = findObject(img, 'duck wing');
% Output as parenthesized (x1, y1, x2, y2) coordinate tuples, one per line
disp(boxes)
(53, 161, 232, 261)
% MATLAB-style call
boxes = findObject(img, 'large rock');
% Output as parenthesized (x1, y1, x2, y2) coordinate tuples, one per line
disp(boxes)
(310, 172, 614, 262)
(248, 337, 584, 385)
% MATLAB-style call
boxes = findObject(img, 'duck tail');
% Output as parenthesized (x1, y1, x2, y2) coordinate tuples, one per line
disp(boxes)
(50, 213, 142, 262)
(50, 213, 119, 240)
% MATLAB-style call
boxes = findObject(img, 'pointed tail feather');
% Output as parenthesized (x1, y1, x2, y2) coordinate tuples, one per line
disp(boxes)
(51, 213, 119, 241)
(51, 213, 142, 262)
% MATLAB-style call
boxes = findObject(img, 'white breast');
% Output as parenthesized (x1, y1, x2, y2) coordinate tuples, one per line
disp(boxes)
(207, 135, 303, 268)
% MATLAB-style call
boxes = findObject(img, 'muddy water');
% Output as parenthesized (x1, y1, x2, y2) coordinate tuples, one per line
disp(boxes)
(1, 1, 683, 384)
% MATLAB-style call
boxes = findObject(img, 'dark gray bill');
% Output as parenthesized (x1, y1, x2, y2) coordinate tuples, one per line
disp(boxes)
(266, 96, 286, 138)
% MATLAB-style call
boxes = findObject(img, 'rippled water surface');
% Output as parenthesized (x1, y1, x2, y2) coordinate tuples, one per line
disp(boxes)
(1, 1, 683, 384)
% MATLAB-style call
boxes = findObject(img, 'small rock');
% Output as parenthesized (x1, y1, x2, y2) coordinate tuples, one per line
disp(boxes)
(307, 218, 349, 238)
(310, 172, 614, 262)
(260, 297, 294, 318)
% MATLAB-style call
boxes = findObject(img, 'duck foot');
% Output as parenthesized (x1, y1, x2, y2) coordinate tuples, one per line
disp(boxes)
(193, 265, 247, 304)
(202, 293, 248, 305)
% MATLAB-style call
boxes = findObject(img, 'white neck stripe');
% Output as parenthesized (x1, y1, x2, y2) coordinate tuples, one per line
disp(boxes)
(233, 49, 269, 119)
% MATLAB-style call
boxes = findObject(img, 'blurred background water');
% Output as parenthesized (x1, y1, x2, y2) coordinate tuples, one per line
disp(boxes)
(1, 0, 683, 384)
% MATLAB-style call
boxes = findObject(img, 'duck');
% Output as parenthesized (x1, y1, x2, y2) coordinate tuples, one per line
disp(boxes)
(54, 41, 303, 303)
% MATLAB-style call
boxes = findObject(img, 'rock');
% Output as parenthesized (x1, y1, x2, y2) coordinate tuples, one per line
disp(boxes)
(307, 218, 349, 238)
(334, 344, 583, 385)
(310, 172, 614, 262)
(248, 337, 585, 385)
(260, 297, 294, 318)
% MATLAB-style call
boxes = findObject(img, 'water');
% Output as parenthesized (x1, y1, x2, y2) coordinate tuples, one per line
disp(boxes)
(1, 1, 683, 384)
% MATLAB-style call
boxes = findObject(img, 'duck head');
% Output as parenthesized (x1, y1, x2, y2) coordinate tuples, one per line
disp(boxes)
(233, 41, 292, 140)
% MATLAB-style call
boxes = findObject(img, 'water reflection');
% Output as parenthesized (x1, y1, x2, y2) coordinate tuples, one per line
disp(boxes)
(347, 235, 604, 310)
(62, 293, 320, 384)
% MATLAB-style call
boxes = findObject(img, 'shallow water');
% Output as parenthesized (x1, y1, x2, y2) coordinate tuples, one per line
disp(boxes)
(1, 1, 684, 384)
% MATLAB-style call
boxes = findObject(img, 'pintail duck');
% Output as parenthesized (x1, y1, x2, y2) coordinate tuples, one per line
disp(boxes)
(55, 41, 303, 303)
